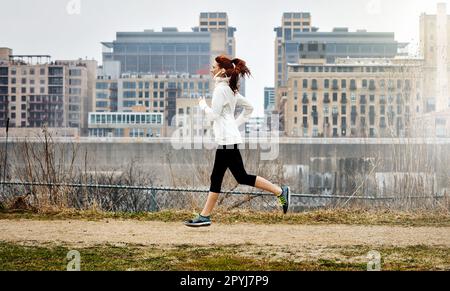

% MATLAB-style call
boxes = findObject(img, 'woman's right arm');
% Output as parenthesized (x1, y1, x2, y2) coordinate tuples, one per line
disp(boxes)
(199, 87, 225, 122)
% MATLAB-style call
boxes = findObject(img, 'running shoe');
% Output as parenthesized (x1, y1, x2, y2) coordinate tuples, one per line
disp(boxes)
(277, 186, 290, 214)
(184, 214, 212, 227)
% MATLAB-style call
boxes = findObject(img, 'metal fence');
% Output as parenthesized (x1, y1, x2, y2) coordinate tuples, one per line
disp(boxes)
(0, 180, 446, 212)
(1, 180, 445, 199)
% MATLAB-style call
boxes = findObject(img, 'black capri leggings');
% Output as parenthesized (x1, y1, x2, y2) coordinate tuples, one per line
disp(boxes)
(209, 144, 257, 193)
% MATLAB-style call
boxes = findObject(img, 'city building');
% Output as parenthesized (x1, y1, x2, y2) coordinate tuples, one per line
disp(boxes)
(91, 13, 247, 138)
(274, 12, 316, 89)
(275, 13, 405, 88)
(283, 57, 423, 138)
(88, 110, 164, 138)
(101, 12, 236, 77)
(274, 12, 416, 138)
(413, 2, 450, 137)
(0, 48, 97, 137)
(101, 28, 212, 76)
(193, 12, 237, 57)
(273, 12, 405, 108)
(90, 73, 212, 137)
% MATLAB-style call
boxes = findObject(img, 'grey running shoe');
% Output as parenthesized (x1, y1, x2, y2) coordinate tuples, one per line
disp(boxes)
(277, 186, 290, 214)
(184, 214, 212, 227)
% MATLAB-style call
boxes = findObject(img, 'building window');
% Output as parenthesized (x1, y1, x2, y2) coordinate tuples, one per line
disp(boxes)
(362, 79, 368, 89)
(312, 128, 318, 137)
(302, 117, 308, 128)
(332, 79, 339, 90)
(361, 105, 366, 114)
(302, 79, 308, 89)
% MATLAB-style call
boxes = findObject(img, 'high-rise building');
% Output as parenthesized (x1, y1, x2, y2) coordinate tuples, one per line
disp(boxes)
(0, 48, 97, 136)
(274, 12, 316, 88)
(102, 13, 236, 77)
(192, 12, 244, 96)
(413, 2, 450, 137)
(101, 28, 212, 76)
(420, 2, 450, 112)
(193, 12, 237, 57)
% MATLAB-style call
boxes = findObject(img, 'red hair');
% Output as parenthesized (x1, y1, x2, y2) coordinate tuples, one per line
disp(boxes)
(215, 55, 251, 94)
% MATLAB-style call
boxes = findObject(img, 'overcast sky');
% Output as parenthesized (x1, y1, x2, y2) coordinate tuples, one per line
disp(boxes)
(0, 0, 448, 116)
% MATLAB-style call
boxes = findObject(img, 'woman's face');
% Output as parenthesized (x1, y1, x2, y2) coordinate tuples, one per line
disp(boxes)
(211, 62, 224, 77)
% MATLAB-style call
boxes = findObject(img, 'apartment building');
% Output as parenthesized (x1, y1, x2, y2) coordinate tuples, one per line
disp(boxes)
(0, 48, 97, 136)
(284, 58, 423, 138)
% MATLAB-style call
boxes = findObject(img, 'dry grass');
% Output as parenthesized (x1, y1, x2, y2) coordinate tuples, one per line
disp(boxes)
(1, 207, 449, 227)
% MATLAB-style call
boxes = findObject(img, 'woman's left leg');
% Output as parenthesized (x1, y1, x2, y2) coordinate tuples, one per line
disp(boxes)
(254, 176, 283, 196)
(228, 148, 282, 196)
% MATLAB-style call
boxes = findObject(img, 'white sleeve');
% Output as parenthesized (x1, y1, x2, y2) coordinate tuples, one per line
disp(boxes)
(200, 87, 225, 122)
(235, 93, 254, 127)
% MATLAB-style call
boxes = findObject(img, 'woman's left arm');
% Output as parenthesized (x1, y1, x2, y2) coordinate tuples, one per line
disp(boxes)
(235, 92, 254, 127)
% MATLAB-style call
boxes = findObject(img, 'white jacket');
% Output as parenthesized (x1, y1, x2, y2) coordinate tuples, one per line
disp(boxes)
(199, 75, 254, 145)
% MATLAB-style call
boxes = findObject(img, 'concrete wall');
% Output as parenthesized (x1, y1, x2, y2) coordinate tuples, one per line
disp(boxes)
(3, 139, 450, 198)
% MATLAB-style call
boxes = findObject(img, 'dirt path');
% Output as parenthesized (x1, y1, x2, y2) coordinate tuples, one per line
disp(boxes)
(0, 219, 449, 248)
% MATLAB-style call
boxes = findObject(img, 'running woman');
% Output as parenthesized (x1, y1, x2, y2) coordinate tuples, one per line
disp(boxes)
(184, 55, 290, 228)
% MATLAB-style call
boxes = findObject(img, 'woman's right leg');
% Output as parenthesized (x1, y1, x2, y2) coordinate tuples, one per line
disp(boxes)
(201, 192, 220, 217)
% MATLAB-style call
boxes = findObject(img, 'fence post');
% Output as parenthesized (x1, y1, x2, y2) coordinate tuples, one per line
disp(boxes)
(149, 189, 159, 212)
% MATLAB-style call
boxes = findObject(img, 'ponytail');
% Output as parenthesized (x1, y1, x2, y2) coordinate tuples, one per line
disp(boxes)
(230, 58, 251, 94)
(215, 55, 251, 94)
